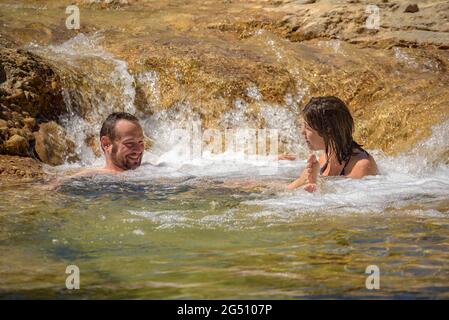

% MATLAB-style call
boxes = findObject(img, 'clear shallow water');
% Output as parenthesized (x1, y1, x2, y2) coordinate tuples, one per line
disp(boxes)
(1, 153, 448, 299)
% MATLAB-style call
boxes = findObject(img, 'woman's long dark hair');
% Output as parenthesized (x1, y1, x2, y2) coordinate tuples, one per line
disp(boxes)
(302, 96, 362, 164)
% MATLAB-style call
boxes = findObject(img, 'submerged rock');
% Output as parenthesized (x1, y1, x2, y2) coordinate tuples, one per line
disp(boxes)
(0, 154, 44, 180)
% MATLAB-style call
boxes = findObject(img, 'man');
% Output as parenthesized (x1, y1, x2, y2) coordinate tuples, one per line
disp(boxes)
(99, 112, 145, 173)
(66, 112, 145, 178)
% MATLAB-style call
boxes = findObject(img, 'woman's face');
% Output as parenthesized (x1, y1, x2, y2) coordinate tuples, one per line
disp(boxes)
(300, 120, 325, 151)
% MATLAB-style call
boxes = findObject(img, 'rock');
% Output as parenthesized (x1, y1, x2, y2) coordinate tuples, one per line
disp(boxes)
(34, 121, 77, 166)
(404, 4, 419, 13)
(0, 63, 6, 84)
(294, 0, 316, 4)
(0, 119, 7, 129)
(23, 117, 36, 130)
(0, 46, 67, 161)
(0, 47, 65, 120)
(0, 154, 44, 181)
(5, 134, 29, 156)
(0, 127, 8, 141)
(8, 128, 22, 137)
(11, 111, 23, 123)
(22, 127, 34, 141)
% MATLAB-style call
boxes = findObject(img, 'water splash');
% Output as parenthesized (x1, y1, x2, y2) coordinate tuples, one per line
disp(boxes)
(29, 33, 137, 164)
(136, 70, 161, 109)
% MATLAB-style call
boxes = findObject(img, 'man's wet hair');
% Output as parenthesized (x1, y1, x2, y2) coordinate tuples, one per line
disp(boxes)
(100, 112, 140, 143)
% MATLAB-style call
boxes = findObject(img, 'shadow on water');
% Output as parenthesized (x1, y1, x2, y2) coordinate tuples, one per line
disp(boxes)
(57, 176, 194, 200)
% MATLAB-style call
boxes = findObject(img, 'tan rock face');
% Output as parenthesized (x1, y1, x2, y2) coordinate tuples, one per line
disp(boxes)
(0, 0, 447, 167)
(34, 122, 78, 166)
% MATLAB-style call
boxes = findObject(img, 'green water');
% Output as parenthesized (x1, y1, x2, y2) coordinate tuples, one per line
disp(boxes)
(1, 175, 448, 299)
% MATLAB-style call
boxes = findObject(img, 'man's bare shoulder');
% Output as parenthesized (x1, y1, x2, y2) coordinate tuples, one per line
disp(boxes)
(46, 167, 117, 188)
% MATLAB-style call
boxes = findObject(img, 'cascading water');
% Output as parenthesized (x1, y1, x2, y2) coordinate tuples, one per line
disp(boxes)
(26, 33, 449, 216)
(28, 32, 137, 165)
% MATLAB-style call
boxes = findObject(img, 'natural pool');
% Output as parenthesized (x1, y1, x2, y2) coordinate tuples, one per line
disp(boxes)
(1, 150, 448, 299)
(0, 0, 448, 300)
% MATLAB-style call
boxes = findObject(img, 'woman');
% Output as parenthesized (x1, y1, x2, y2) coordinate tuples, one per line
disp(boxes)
(286, 96, 378, 192)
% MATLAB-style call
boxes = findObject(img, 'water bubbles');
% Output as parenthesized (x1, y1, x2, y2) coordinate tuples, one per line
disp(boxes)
(394, 47, 419, 69)
(132, 229, 145, 236)
(245, 85, 262, 101)
(136, 70, 160, 108)
(317, 39, 342, 54)
(393, 47, 441, 73)
(266, 38, 283, 61)
(29, 33, 138, 164)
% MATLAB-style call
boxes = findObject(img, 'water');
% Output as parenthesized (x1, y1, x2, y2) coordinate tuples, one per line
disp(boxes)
(1, 2, 448, 299)
(1, 146, 448, 298)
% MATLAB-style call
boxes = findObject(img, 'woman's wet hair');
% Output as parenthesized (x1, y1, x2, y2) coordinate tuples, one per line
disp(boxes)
(302, 96, 362, 164)
(100, 112, 140, 147)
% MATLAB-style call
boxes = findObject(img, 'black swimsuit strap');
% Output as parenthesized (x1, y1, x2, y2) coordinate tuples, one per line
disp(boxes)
(319, 159, 328, 176)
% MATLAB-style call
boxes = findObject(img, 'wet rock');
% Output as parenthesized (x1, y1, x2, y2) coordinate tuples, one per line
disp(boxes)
(0, 127, 8, 143)
(23, 117, 36, 130)
(34, 122, 78, 166)
(263, 0, 447, 48)
(5, 134, 29, 156)
(0, 47, 65, 120)
(294, 0, 316, 4)
(404, 4, 419, 13)
(0, 119, 7, 129)
(0, 63, 6, 84)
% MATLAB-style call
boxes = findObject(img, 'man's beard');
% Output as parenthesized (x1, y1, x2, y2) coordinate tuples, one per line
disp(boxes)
(111, 144, 142, 170)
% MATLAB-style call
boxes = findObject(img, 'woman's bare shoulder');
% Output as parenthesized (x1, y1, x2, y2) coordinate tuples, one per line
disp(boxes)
(347, 152, 378, 178)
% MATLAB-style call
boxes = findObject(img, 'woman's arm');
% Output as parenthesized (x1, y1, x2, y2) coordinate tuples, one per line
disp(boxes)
(287, 167, 308, 190)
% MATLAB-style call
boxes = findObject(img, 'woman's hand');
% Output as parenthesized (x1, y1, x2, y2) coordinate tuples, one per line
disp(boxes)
(303, 154, 319, 192)
(303, 183, 317, 193)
